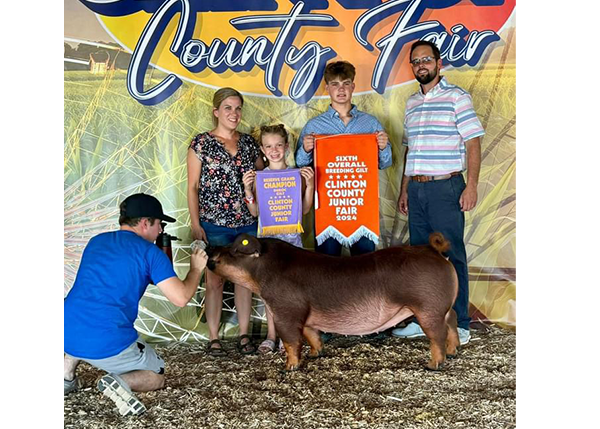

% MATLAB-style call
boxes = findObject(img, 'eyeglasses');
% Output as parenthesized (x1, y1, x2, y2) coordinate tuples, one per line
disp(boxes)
(410, 56, 435, 66)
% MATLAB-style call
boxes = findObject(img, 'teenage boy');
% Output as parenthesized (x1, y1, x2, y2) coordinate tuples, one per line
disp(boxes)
(295, 60, 392, 256)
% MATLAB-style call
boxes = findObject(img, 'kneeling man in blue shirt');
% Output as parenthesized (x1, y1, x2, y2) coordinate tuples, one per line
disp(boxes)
(64, 193, 208, 416)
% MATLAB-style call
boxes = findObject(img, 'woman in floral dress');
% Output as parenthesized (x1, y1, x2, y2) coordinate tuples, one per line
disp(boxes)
(186, 87, 264, 356)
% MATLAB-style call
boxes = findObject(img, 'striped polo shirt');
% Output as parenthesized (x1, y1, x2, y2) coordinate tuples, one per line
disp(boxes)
(402, 76, 484, 176)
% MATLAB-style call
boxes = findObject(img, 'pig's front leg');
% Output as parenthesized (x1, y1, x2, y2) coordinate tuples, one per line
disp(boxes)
(277, 320, 304, 370)
(281, 340, 302, 370)
(302, 326, 324, 358)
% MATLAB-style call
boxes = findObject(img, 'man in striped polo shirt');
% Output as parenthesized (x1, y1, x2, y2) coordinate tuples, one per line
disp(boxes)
(392, 40, 484, 346)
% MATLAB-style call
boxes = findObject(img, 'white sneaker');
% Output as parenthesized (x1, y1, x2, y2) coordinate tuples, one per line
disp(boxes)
(391, 322, 426, 338)
(392, 323, 471, 345)
(458, 327, 471, 345)
(97, 374, 146, 416)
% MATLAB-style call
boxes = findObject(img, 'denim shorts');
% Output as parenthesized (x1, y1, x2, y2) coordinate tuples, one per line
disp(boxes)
(74, 337, 164, 375)
(201, 221, 258, 247)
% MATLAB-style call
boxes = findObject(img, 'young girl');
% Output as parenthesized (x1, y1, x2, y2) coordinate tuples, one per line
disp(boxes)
(241, 124, 314, 353)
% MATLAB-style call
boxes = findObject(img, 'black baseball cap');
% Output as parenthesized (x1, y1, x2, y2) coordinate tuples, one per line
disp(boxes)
(121, 193, 176, 223)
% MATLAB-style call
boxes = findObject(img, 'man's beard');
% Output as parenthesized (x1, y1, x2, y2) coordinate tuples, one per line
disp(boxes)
(415, 67, 437, 85)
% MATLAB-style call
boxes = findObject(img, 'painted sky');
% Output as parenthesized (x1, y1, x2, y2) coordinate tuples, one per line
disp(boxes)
(64, 0, 112, 43)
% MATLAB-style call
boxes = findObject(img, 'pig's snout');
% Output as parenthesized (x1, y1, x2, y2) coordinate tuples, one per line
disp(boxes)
(206, 246, 220, 271)
(204, 244, 216, 258)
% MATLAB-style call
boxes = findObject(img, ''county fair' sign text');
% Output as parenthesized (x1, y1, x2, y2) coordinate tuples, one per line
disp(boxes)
(81, 0, 515, 105)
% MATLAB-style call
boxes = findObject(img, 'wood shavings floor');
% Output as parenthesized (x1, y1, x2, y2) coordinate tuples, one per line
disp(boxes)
(64, 325, 515, 429)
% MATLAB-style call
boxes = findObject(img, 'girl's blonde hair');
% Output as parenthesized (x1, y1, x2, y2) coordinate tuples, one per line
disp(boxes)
(212, 87, 244, 126)
(257, 123, 289, 146)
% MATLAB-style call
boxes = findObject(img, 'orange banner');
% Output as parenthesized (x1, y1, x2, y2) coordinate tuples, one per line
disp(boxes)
(314, 134, 380, 246)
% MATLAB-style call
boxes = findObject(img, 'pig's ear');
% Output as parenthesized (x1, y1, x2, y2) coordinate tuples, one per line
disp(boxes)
(232, 234, 261, 256)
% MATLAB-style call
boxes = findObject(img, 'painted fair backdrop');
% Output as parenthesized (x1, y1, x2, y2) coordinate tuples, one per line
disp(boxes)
(64, 0, 516, 343)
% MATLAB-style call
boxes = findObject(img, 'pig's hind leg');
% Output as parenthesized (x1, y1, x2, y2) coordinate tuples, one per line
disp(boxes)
(416, 314, 448, 371)
(445, 309, 459, 358)
(302, 326, 324, 358)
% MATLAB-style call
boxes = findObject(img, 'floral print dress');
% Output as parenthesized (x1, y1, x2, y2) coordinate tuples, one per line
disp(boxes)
(189, 132, 260, 228)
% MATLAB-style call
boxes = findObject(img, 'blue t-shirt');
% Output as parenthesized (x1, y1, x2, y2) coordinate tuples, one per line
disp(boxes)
(64, 230, 176, 359)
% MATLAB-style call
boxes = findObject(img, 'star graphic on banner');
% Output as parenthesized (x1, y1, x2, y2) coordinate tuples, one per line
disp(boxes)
(358, 174, 363, 179)
(344, 175, 348, 179)
(351, 174, 356, 179)
(336, 175, 341, 179)
(329, 175, 333, 179)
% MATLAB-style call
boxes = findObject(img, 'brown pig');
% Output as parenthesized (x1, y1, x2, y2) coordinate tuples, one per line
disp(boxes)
(206, 232, 460, 371)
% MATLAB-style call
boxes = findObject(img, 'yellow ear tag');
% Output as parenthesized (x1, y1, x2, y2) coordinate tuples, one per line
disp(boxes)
(242, 239, 249, 246)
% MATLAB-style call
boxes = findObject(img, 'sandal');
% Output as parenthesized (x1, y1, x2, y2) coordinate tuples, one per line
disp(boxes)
(258, 339, 276, 354)
(206, 339, 227, 357)
(237, 334, 257, 355)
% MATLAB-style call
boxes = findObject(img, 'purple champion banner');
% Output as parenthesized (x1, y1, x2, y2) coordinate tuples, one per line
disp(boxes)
(256, 169, 304, 236)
